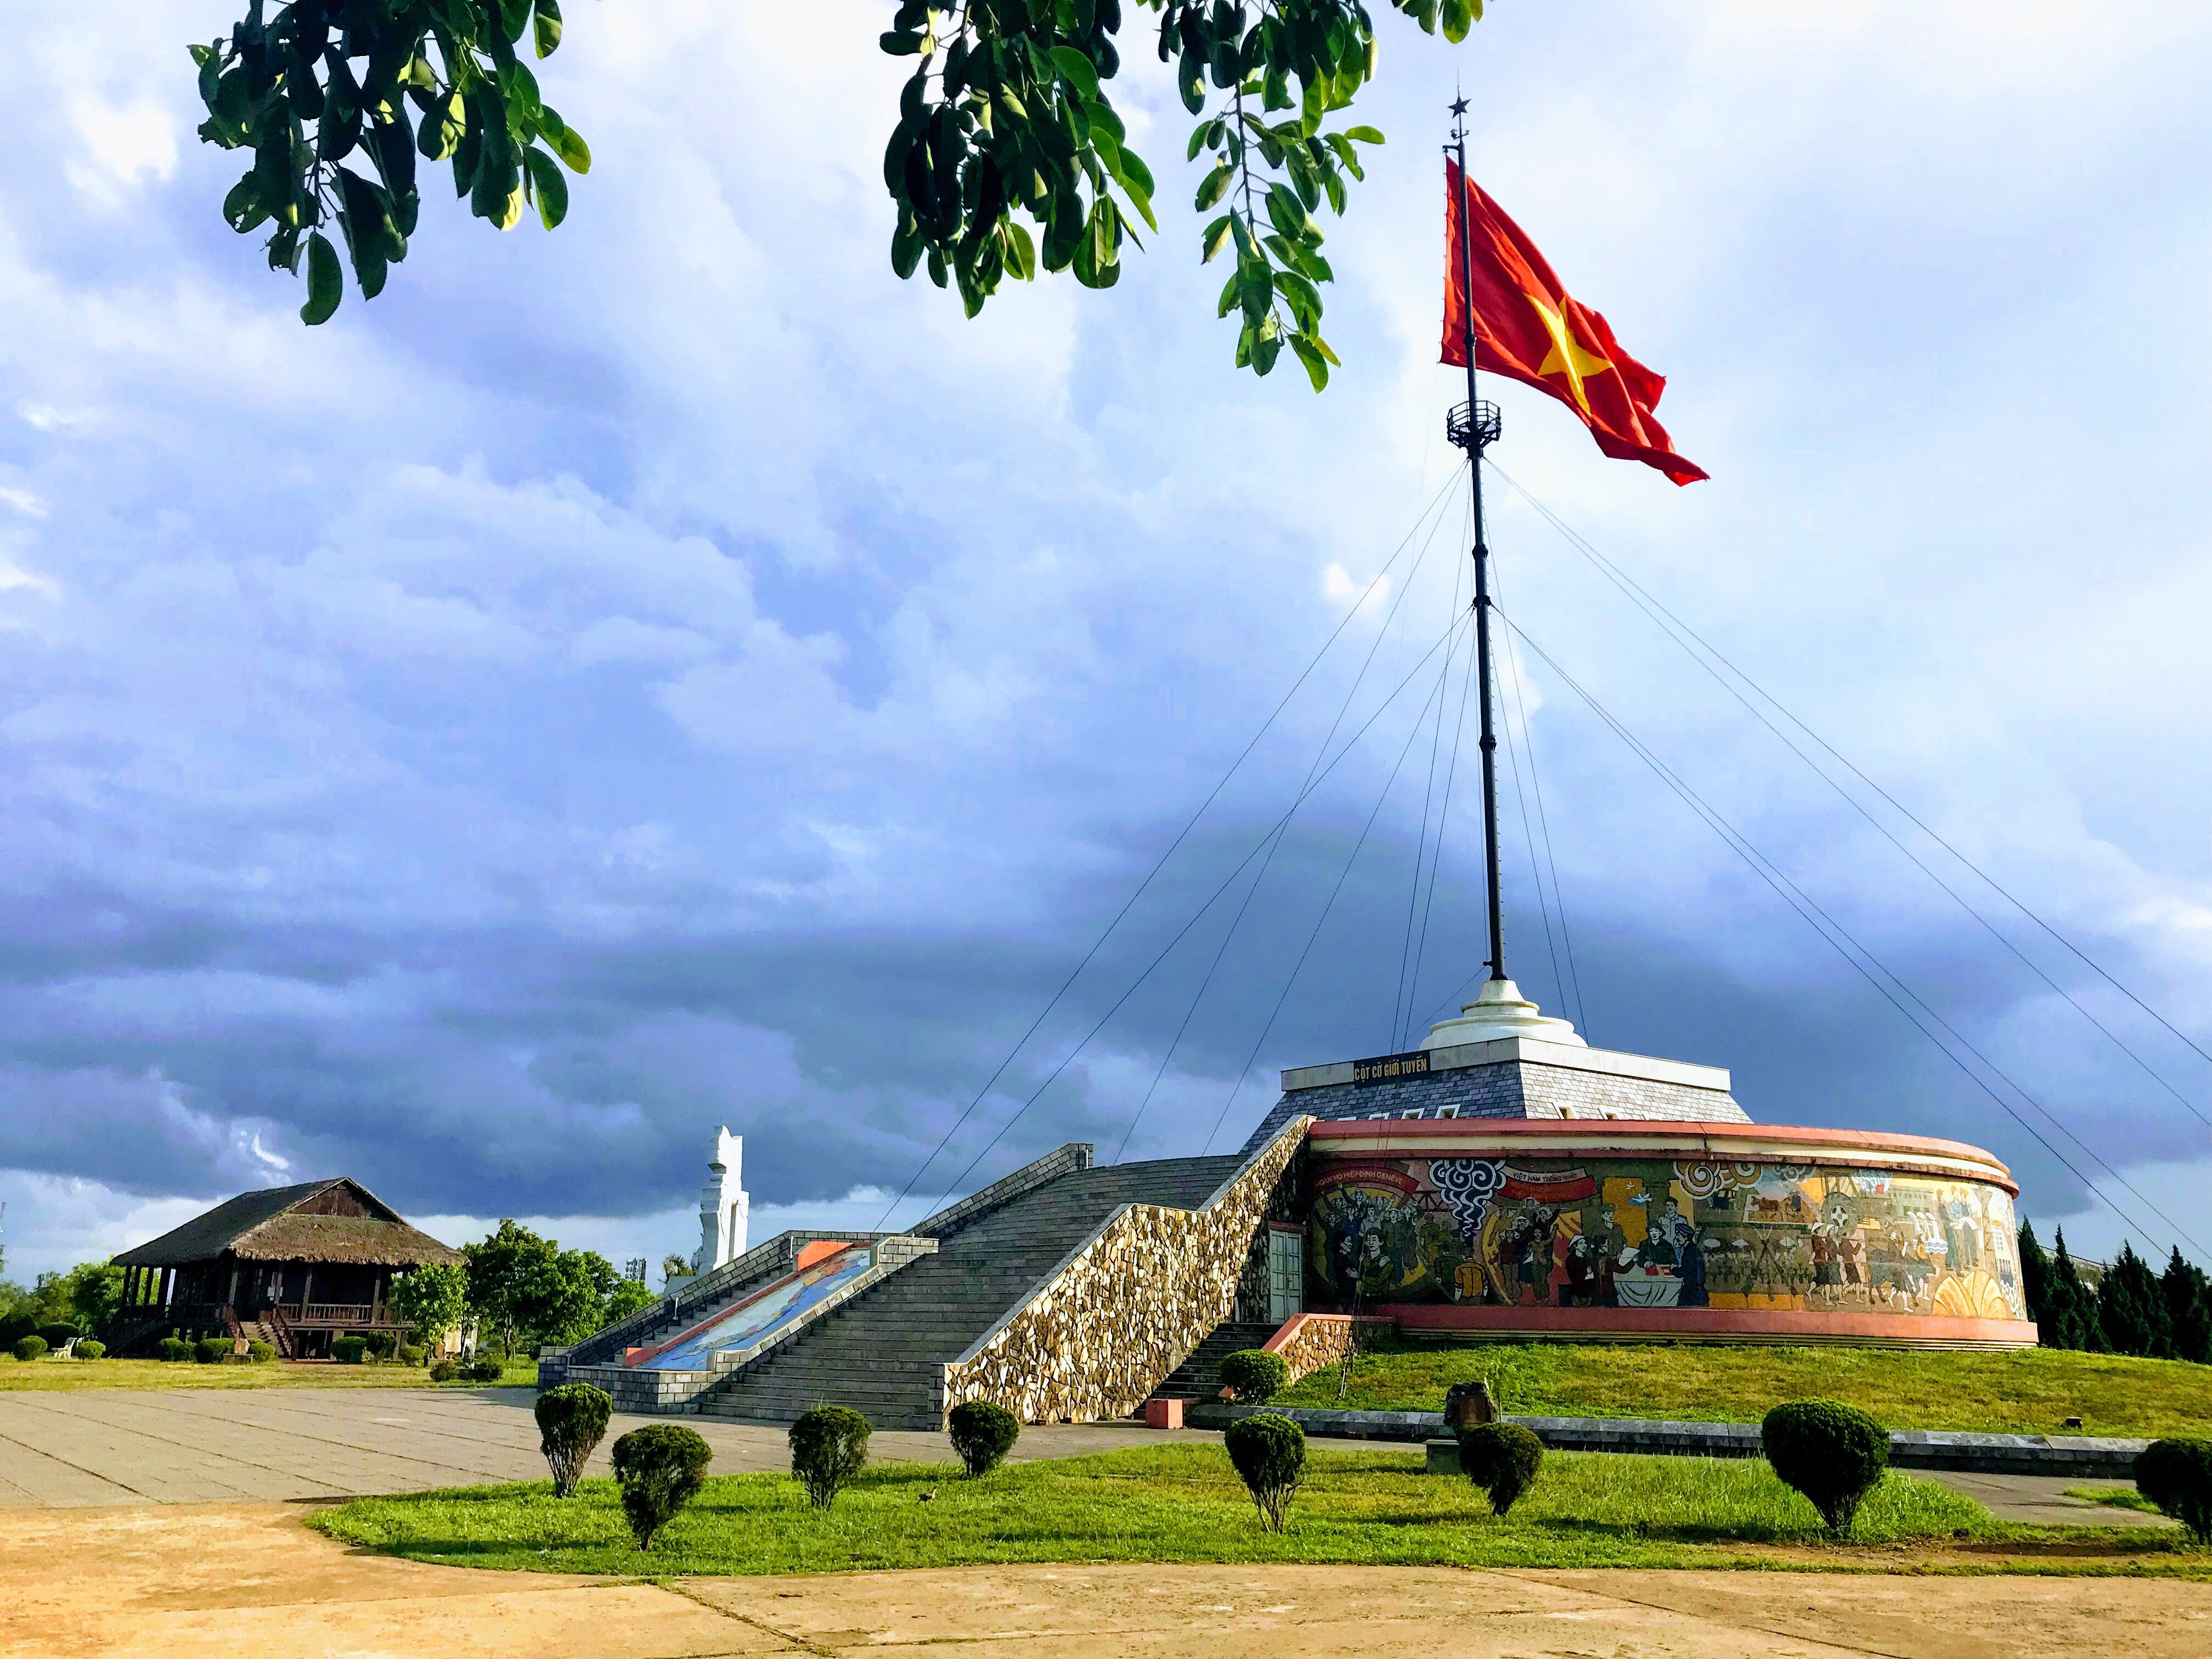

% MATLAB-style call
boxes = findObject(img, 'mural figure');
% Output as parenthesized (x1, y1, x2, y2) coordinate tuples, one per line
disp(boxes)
(1306, 1146, 2027, 1325)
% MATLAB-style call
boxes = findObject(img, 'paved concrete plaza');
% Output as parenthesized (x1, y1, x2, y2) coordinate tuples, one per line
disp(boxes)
(0, 1386, 2166, 1526)
(3, 1501, 2209, 1659)
(0, 1386, 1194, 1506)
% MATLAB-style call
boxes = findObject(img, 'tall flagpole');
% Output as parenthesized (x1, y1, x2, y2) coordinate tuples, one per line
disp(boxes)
(1447, 97, 1508, 987)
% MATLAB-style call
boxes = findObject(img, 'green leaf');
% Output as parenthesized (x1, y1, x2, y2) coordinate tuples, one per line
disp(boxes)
(880, 30, 926, 57)
(419, 92, 466, 162)
(1049, 46, 1100, 103)
(1290, 331, 1330, 392)
(523, 146, 567, 228)
(534, 0, 562, 59)
(1178, 54, 1205, 115)
(1342, 126, 1386, 145)
(1004, 220, 1037, 280)
(300, 230, 341, 324)
(1194, 162, 1232, 211)
(222, 174, 268, 234)
(1201, 213, 1233, 263)
(891, 216, 924, 279)
(547, 121, 591, 174)
(1442, 0, 1477, 45)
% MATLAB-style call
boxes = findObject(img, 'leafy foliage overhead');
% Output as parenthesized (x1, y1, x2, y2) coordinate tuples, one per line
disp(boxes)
(193, 1, 1485, 384)
(190, 0, 590, 325)
(882, 0, 1483, 389)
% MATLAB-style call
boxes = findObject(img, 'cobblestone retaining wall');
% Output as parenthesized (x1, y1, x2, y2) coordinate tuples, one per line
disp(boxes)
(1259, 1312, 1396, 1385)
(939, 1116, 1313, 1425)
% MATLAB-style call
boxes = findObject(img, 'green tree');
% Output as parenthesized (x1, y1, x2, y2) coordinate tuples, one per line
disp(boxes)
(2046, 1227, 2107, 1353)
(388, 1261, 469, 1359)
(2162, 1249, 2212, 1367)
(2097, 1242, 2171, 1359)
(514, 1246, 622, 1347)
(463, 1218, 556, 1357)
(187, 1, 1491, 386)
(660, 1254, 694, 1289)
(605, 1276, 657, 1326)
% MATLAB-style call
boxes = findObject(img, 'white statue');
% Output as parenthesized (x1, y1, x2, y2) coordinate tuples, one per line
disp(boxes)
(692, 1126, 749, 1272)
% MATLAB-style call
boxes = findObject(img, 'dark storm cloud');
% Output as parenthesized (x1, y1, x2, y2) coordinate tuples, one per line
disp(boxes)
(5, 3, 2212, 1282)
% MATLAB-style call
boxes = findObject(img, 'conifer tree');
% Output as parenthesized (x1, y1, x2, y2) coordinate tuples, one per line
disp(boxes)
(2162, 1249, 2212, 1366)
(2018, 1220, 2058, 1345)
(2095, 1242, 2170, 1358)
(2049, 1228, 2104, 1352)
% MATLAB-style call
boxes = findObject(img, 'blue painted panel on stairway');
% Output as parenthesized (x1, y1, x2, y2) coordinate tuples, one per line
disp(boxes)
(629, 1244, 874, 1371)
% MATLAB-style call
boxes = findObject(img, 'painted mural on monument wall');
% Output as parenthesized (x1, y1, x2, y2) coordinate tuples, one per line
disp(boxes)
(1307, 1153, 2024, 1322)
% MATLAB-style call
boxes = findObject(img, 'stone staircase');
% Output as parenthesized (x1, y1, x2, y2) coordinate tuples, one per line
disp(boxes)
(1143, 1319, 1282, 1408)
(697, 1155, 1244, 1431)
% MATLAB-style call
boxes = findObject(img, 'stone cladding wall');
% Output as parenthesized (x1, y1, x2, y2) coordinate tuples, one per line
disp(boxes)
(1237, 1060, 1744, 1154)
(939, 1116, 1312, 1425)
(1260, 1313, 1395, 1386)
(1231, 1149, 1306, 1324)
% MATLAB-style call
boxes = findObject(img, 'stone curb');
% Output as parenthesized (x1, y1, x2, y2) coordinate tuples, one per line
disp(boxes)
(1182, 1404, 2151, 1478)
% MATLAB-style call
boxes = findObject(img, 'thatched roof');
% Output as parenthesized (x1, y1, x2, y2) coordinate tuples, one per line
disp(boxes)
(114, 1178, 461, 1269)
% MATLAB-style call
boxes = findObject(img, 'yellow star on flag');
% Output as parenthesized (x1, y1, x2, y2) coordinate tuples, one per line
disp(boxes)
(1526, 292, 1611, 416)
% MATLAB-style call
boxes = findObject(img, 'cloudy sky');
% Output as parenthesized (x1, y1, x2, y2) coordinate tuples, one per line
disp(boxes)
(5, 3, 2212, 1283)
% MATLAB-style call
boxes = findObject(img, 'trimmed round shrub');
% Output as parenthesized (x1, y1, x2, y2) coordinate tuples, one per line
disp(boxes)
(789, 1403, 872, 1508)
(537, 1382, 614, 1498)
(1219, 1350, 1290, 1405)
(611, 1423, 712, 1549)
(1457, 1422, 1545, 1516)
(74, 1339, 106, 1361)
(948, 1400, 1022, 1477)
(244, 1340, 275, 1364)
(1222, 1412, 1306, 1532)
(156, 1336, 193, 1362)
(2136, 1438, 2212, 1545)
(430, 1359, 461, 1383)
(193, 1336, 232, 1364)
(12, 1335, 48, 1362)
(364, 1331, 396, 1359)
(331, 1335, 370, 1365)
(37, 1323, 84, 1348)
(398, 1344, 426, 1366)
(470, 1359, 504, 1383)
(1762, 1399, 1889, 1537)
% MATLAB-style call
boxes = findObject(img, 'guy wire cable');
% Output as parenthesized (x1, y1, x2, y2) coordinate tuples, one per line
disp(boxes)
(1391, 510, 1470, 1049)
(1201, 618, 1483, 1156)
(1401, 585, 1481, 1049)
(928, 600, 1482, 1212)
(1145, 641, 1466, 1164)
(1486, 552, 1573, 1025)
(1110, 482, 1471, 1164)
(1489, 460, 2212, 1136)
(1501, 593, 1593, 1037)
(872, 470, 1464, 1229)
(1499, 604, 2203, 1259)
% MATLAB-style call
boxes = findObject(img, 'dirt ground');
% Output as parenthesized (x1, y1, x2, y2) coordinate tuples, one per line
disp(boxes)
(4, 1502, 2210, 1659)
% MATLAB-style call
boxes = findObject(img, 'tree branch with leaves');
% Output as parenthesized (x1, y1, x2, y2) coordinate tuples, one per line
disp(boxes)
(191, 1, 1486, 383)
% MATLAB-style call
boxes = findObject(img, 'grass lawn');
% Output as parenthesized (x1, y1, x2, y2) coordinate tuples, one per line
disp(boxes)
(1274, 1340, 2212, 1437)
(311, 1443, 2209, 1578)
(0, 1356, 538, 1391)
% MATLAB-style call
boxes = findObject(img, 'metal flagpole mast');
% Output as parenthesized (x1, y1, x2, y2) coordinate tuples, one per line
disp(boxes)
(1446, 97, 1508, 986)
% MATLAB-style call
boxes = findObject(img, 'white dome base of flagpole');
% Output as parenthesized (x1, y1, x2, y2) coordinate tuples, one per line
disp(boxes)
(1424, 977, 1586, 1050)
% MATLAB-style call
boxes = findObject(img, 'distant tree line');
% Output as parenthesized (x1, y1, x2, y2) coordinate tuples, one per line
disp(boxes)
(1, 1220, 657, 1361)
(2018, 1221, 2212, 1363)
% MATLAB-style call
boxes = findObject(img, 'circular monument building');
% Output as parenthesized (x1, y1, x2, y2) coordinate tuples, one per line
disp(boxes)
(1242, 978, 2034, 1348)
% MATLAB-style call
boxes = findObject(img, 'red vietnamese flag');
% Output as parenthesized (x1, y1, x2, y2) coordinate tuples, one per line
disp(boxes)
(1443, 160, 1706, 485)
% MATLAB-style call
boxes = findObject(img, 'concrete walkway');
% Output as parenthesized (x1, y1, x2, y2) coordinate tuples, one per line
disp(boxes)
(3, 1503, 2209, 1659)
(0, 1387, 1185, 1507)
(0, 1386, 2168, 1528)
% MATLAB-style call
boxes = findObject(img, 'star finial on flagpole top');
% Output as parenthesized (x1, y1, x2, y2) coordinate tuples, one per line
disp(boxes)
(1449, 95, 1469, 117)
